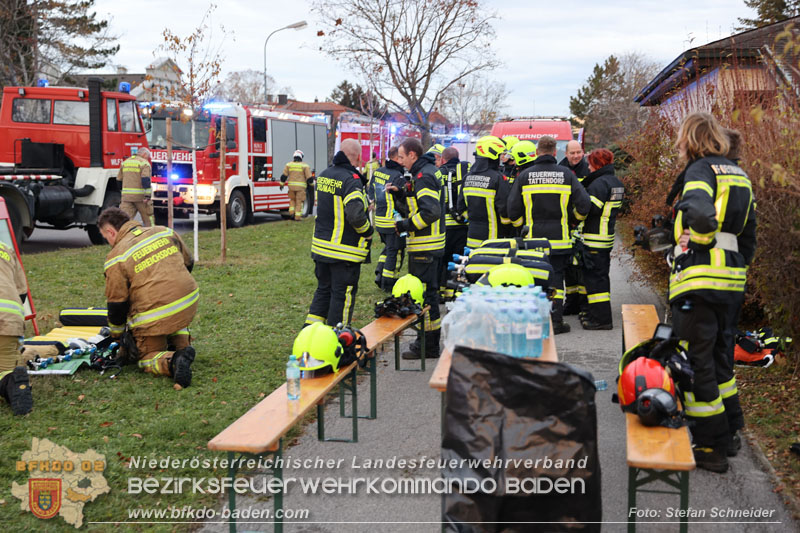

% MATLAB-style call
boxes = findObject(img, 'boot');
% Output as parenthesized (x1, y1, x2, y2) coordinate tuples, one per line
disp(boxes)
(1, 367, 33, 416)
(727, 432, 742, 457)
(170, 347, 195, 388)
(692, 446, 729, 473)
(424, 330, 441, 359)
(581, 319, 613, 330)
(553, 322, 571, 335)
(401, 336, 422, 360)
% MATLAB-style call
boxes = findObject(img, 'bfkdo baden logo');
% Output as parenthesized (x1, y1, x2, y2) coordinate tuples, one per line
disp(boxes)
(12, 438, 110, 528)
(29, 478, 62, 519)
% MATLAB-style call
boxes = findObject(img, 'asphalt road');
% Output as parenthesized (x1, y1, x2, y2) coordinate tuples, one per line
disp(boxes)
(19, 212, 284, 254)
(201, 239, 799, 533)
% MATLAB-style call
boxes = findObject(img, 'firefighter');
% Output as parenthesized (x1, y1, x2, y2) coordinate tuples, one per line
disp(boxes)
(0, 242, 32, 415)
(395, 138, 445, 359)
(98, 208, 198, 387)
(362, 151, 381, 186)
(427, 144, 445, 168)
(669, 112, 756, 473)
(579, 148, 625, 330)
(280, 150, 312, 221)
(560, 140, 591, 315)
(499, 136, 520, 237)
(437, 146, 470, 299)
(456, 136, 510, 250)
(118, 147, 154, 227)
(305, 139, 372, 327)
(369, 146, 407, 291)
(507, 135, 591, 334)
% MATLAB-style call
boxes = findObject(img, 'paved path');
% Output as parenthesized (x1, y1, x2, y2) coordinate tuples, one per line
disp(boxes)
(203, 242, 798, 532)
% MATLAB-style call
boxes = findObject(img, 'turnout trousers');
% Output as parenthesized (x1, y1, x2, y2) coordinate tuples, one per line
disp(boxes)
(375, 232, 405, 291)
(582, 247, 612, 325)
(120, 200, 154, 227)
(306, 260, 361, 327)
(287, 187, 306, 221)
(672, 297, 744, 451)
(440, 226, 468, 297)
(135, 329, 191, 377)
(564, 242, 587, 314)
(409, 253, 442, 336)
(548, 253, 570, 326)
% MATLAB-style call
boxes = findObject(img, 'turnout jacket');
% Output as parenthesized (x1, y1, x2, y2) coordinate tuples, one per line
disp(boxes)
(559, 156, 591, 183)
(457, 157, 510, 248)
(581, 164, 625, 249)
(104, 221, 197, 337)
(436, 157, 470, 228)
(367, 160, 407, 234)
(0, 242, 27, 337)
(507, 155, 591, 254)
(669, 156, 756, 305)
(399, 152, 445, 255)
(118, 155, 152, 202)
(312, 151, 373, 263)
(280, 160, 311, 191)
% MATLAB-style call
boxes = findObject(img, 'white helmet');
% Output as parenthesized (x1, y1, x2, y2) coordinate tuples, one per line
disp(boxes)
(293, 150, 304, 160)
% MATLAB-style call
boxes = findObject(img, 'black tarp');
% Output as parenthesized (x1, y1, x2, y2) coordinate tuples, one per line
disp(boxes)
(442, 346, 601, 532)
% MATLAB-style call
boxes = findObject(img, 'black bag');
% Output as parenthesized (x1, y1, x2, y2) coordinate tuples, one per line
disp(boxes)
(442, 346, 601, 532)
(59, 307, 108, 327)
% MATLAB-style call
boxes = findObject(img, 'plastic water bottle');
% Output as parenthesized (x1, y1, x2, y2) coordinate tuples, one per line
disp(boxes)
(594, 380, 608, 391)
(494, 304, 512, 355)
(511, 307, 528, 357)
(538, 294, 551, 340)
(525, 302, 543, 358)
(393, 210, 408, 237)
(287, 354, 301, 401)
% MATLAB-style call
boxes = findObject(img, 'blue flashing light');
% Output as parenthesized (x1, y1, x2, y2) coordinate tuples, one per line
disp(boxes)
(119, 82, 131, 93)
(455, 133, 467, 140)
(171, 174, 180, 181)
(37, 79, 49, 87)
(390, 124, 398, 134)
(203, 101, 232, 111)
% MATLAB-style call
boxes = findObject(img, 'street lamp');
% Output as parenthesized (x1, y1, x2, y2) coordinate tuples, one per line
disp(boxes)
(263, 20, 308, 104)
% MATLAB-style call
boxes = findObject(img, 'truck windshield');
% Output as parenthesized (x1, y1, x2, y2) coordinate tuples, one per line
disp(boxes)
(145, 117, 211, 150)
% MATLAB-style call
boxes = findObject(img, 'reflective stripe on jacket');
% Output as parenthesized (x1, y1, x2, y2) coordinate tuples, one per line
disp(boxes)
(0, 242, 27, 336)
(118, 155, 152, 202)
(581, 164, 625, 249)
(407, 154, 445, 255)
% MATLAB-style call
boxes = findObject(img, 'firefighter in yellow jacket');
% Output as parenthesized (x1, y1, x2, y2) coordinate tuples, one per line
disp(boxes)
(118, 147, 154, 227)
(0, 242, 32, 415)
(98, 208, 198, 387)
(280, 150, 312, 221)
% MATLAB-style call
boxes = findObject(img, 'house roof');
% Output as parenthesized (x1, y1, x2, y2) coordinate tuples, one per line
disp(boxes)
(635, 16, 800, 106)
(279, 99, 358, 114)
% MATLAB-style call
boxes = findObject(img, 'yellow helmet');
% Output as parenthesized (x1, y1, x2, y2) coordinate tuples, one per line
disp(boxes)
(502, 136, 520, 151)
(427, 143, 445, 155)
(392, 274, 424, 305)
(293, 323, 343, 376)
(511, 140, 538, 166)
(486, 263, 535, 288)
(475, 136, 505, 160)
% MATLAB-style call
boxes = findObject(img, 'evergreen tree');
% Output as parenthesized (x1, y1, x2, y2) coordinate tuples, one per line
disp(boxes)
(737, 0, 800, 30)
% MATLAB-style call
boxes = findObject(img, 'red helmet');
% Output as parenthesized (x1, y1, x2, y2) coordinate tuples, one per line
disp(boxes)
(617, 357, 675, 413)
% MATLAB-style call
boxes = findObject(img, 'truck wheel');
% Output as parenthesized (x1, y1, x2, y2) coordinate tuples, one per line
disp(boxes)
(7, 202, 26, 246)
(226, 190, 248, 228)
(87, 188, 122, 245)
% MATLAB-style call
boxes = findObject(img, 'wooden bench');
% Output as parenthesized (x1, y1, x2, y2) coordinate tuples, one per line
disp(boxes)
(206, 311, 424, 533)
(622, 304, 695, 533)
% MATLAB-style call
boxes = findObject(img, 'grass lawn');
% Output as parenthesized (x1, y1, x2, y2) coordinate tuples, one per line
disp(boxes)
(0, 218, 390, 531)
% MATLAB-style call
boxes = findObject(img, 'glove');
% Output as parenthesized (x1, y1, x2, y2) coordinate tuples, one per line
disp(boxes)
(395, 218, 412, 235)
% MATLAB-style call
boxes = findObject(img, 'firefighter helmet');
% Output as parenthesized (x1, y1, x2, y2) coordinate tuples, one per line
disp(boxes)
(392, 274, 424, 305)
(511, 140, 538, 166)
(475, 136, 505, 160)
(293, 322, 343, 377)
(636, 388, 680, 427)
(617, 357, 675, 413)
(486, 263, 534, 288)
(427, 144, 445, 155)
(502, 135, 520, 151)
(293, 150, 304, 160)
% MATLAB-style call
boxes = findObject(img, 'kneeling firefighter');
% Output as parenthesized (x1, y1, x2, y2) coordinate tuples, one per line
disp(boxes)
(0, 242, 32, 415)
(99, 208, 198, 387)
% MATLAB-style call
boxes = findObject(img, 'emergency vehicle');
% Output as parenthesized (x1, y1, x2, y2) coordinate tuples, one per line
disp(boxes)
(142, 102, 328, 226)
(335, 114, 421, 163)
(0, 78, 147, 244)
(491, 118, 577, 162)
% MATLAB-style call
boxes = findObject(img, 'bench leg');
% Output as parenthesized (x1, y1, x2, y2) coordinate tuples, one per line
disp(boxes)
(394, 333, 400, 370)
(318, 368, 359, 443)
(679, 471, 689, 533)
(627, 466, 637, 533)
(228, 452, 238, 533)
(273, 441, 284, 533)
(340, 356, 377, 420)
(628, 466, 691, 533)
(395, 316, 426, 372)
(224, 444, 284, 533)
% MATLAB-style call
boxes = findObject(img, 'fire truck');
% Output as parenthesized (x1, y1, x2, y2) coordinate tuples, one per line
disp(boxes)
(490, 118, 578, 162)
(0, 78, 147, 244)
(142, 102, 328, 226)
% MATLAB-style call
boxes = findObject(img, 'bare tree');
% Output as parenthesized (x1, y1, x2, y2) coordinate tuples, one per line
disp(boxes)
(441, 76, 509, 134)
(155, 3, 227, 261)
(211, 69, 295, 104)
(312, 0, 500, 147)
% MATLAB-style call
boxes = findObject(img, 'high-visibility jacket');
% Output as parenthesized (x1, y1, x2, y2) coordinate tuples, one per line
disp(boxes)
(436, 158, 470, 228)
(118, 155, 152, 202)
(457, 157, 511, 249)
(367, 160, 406, 235)
(581, 164, 625, 250)
(104, 221, 197, 337)
(406, 153, 445, 255)
(0, 242, 27, 337)
(312, 151, 373, 263)
(281, 160, 311, 191)
(669, 156, 756, 304)
(363, 159, 380, 183)
(559, 156, 590, 183)
(507, 155, 592, 255)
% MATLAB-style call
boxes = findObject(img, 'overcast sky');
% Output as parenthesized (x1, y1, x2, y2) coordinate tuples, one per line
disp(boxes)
(92, 0, 755, 117)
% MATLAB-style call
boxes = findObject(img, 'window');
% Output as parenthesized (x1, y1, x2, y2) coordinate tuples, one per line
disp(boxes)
(12, 98, 51, 123)
(53, 100, 90, 125)
(252, 118, 266, 143)
(106, 99, 118, 131)
(119, 100, 137, 132)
